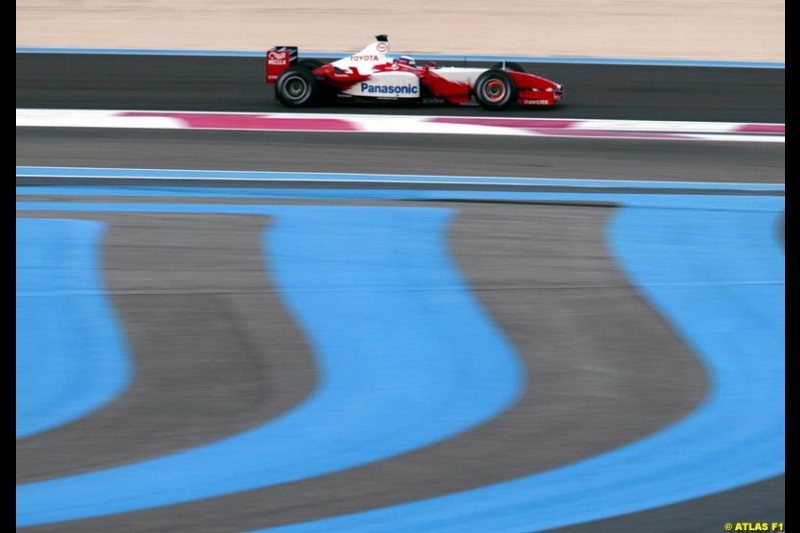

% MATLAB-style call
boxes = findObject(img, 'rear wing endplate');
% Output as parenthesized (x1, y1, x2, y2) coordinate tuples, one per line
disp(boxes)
(266, 46, 298, 84)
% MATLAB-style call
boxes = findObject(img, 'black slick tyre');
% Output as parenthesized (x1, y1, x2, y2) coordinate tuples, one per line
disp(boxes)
(275, 66, 319, 107)
(474, 69, 518, 110)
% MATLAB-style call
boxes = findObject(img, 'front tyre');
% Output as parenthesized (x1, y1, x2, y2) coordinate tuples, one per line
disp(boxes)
(275, 66, 319, 107)
(474, 69, 517, 110)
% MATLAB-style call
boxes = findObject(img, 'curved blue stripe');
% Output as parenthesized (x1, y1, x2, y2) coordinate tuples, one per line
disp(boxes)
(16, 218, 131, 439)
(16, 205, 523, 527)
(14, 47, 785, 68)
(252, 203, 784, 532)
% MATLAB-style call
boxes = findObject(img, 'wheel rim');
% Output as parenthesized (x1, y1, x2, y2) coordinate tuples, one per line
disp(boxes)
(283, 76, 308, 100)
(483, 79, 506, 102)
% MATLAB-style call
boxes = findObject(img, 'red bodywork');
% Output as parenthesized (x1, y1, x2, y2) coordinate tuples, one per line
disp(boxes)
(313, 63, 373, 88)
(508, 70, 564, 106)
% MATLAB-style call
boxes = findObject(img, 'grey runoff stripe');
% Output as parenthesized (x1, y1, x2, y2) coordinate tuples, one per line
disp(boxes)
(555, 475, 784, 533)
(16, 213, 315, 484)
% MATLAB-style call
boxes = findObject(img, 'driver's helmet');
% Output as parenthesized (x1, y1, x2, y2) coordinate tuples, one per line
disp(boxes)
(395, 55, 417, 67)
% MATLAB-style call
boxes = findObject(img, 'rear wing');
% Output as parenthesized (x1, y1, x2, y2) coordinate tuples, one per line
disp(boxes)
(266, 46, 298, 84)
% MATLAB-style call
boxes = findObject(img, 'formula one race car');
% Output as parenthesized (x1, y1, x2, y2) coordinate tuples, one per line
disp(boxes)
(266, 35, 564, 110)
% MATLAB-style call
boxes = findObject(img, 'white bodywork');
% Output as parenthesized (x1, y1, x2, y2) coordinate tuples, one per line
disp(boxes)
(331, 40, 490, 100)
(331, 41, 391, 73)
(428, 67, 488, 86)
(334, 40, 422, 99)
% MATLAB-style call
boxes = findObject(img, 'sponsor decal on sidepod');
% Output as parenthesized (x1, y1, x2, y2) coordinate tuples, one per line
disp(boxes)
(360, 83, 419, 94)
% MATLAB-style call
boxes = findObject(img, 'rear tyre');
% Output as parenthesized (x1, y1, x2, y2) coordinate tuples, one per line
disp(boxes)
(490, 61, 525, 73)
(474, 69, 517, 110)
(275, 66, 319, 107)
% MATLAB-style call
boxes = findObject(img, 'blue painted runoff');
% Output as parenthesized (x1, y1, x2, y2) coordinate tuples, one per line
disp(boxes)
(248, 202, 785, 532)
(15, 205, 524, 527)
(16, 218, 131, 439)
(15, 192, 784, 530)
(14, 166, 786, 192)
(14, 47, 785, 68)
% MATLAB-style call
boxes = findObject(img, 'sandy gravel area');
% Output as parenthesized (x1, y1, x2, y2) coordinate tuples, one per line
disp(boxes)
(17, 0, 784, 62)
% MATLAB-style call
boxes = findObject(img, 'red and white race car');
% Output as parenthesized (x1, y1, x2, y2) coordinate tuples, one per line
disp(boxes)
(266, 35, 564, 110)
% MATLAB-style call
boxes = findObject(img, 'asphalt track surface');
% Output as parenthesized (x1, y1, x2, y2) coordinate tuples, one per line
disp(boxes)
(15, 128, 786, 184)
(16, 54, 785, 123)
(16, 54, 785, 532)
